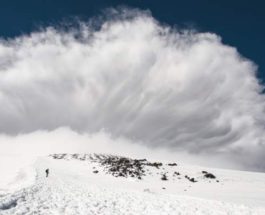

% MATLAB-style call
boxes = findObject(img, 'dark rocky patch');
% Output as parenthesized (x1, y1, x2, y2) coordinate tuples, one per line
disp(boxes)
(50, 154, 67, 159)
(185, 175, 197, 183)
(161, 174, 168, 181)
(146, 162, 162, 169)
(99, 156, 146, 179)
(202, 171, 216, 179)
(189, 178, 197, 183)
(50, 153, 92, 161)
(168, 163, 177, 166)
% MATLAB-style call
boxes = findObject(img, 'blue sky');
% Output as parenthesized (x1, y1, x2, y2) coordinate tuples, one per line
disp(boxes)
(0, 0, 264, 82)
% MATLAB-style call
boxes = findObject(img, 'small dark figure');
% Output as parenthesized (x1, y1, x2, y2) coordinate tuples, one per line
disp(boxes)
(45, 169, 49, 177)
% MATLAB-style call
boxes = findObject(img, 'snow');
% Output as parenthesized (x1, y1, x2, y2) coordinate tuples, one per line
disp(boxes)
(0, 155, 36, 196)
(0, 154, 265, 214)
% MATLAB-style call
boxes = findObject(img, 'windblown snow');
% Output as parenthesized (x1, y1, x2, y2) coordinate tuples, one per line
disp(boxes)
(0, 154, 265, 214)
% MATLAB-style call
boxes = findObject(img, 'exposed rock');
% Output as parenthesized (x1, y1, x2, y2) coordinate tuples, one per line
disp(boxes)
(202, 171, 216, 179)
(185, 175, 197, 183)
(146, 162, 163, 169)
(50, 154, 220, 183)
(161, 174, 168, 181)
(168, 163, 177, 166)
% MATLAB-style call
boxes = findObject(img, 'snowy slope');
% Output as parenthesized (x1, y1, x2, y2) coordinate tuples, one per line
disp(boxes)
(0, 155, 36, 196)
(0, 154, 265, 214)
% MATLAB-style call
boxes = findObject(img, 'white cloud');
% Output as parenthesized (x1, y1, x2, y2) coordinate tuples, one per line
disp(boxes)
(0, 9, 264, 171)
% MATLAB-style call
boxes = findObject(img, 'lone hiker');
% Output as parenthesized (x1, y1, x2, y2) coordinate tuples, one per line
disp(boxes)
(45, 168, 49, 177)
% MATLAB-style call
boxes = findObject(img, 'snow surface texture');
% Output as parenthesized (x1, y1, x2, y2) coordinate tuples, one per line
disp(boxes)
(0, 155, 36, 196)
(0, 154, 265, 214)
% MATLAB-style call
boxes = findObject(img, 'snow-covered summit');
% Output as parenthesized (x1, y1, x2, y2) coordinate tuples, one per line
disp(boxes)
(0, 153, 265, 214)
(50, 153, 219, 183)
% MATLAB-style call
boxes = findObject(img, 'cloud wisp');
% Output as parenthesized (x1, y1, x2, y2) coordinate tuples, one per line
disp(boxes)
(0, 9, 265, 170)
